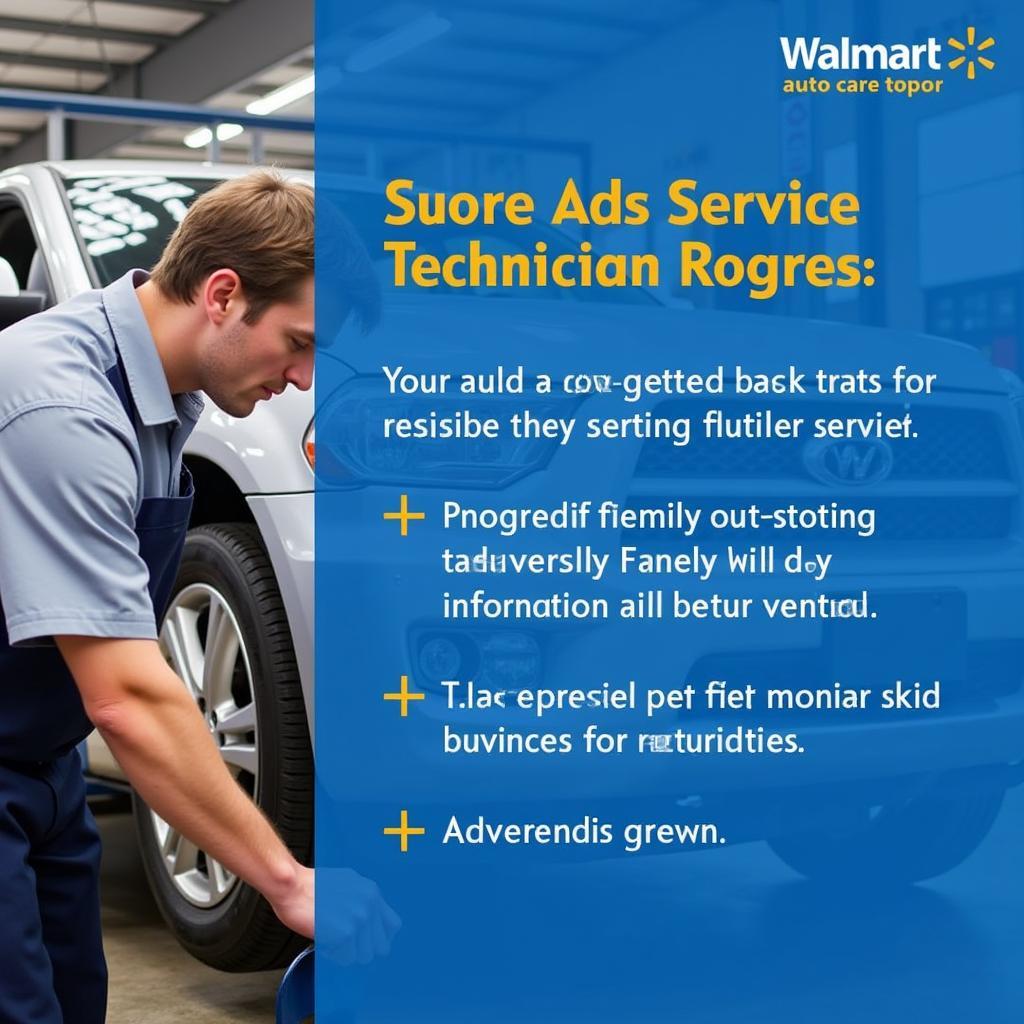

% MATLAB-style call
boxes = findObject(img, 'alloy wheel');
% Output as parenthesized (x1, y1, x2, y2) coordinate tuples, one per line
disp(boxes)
(155, 583, 260, 908)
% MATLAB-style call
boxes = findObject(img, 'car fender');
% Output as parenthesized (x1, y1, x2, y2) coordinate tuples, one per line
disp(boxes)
(185, 386, 314, 495)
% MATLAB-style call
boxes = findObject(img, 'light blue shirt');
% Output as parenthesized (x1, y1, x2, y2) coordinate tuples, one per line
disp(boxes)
(0, 270, 203, 646)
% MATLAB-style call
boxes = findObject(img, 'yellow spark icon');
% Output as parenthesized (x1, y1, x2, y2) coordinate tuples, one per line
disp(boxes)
(948, 26, 996, 79)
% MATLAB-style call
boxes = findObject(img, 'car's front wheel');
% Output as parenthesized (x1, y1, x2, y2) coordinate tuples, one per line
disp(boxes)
(133, 523, 313, 972)
(768, 787, 1004, 885)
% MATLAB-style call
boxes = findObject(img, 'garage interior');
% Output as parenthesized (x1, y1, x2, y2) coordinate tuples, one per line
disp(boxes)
(1, 1, 1022, 1022)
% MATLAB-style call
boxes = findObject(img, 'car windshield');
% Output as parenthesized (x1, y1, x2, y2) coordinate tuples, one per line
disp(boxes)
(63, 174, 659, 306)
(62, 174, 221, 285)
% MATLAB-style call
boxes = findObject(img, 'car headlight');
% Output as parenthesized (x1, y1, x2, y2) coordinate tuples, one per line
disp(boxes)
(311, 376, 578, 487)
(302, 422, 316, 469)
(413, 630, 542, 694)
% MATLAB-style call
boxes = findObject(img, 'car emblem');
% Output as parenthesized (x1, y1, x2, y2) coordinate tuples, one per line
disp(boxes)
(802, 438, 894, 485)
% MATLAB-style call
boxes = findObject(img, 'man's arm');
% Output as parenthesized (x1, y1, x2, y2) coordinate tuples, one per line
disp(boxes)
(57, 634, 398, 957)
(58, 635, 316, 933)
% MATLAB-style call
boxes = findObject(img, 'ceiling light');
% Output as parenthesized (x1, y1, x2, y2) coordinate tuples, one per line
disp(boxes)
(184, 123, 244, 149)
(246, 73, 315, 116)
(344, 12, 452, 73)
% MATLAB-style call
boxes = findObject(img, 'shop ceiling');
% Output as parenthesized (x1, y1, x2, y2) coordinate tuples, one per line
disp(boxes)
(0, 0, 704, 169)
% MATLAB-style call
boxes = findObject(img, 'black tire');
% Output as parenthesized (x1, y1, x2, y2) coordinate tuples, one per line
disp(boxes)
(133, 523, 313, 972)
(768, 788, 1004, 885)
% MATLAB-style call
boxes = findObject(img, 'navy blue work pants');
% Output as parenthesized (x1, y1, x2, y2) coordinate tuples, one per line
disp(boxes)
(0, 751, 106, 1023)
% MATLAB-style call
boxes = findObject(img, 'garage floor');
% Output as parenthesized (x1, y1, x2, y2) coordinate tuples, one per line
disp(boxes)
(98, 809, 281, 1023)
(98, 788, 1024, 1022)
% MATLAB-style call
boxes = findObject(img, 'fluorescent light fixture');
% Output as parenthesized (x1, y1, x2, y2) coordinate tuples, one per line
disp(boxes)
(184, 123, 244, 149)
(344, 12, 452, 73)
(246, 73, 315, 116)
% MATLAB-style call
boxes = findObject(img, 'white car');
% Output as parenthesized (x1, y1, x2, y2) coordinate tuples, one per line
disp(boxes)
(3, 160, 1024, 973)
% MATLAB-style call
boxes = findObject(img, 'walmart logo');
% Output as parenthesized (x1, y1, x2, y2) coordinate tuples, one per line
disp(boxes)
(947, 26, 996, 79)
(779, 36, 941, 71)
(780, 27, 997, 80)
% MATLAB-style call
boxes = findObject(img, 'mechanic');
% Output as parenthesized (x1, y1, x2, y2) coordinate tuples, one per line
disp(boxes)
(0, 171, 398, 1023)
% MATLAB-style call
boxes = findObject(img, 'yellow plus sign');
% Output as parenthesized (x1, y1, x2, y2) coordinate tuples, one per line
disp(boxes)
(383, 809, 425, 853)
(383, 493, 425, 536)
(383, 674, 424, 717)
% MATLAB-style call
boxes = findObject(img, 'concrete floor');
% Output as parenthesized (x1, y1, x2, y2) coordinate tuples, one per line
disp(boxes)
(98, 810, 282, 1023)
(331, 788, 1024, 1023)
(97, 788, 1024, 1022)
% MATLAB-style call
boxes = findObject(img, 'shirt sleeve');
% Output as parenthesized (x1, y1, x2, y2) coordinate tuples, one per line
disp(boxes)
(0, 403, 157, 646)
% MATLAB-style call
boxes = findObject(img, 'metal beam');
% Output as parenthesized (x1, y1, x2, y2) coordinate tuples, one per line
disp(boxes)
(440, 3, 652, 35)
(0, 87, 311, 132)
(109, 140, 308, 158)
(97, 0, 223, 14)
(47, 110, 67, 161)
(0, 50, 131, 76)
(451, 35, 613, 60)
(855, 0, 886, 326)
(1, 0, 317, 164)
(239, 65, 536, 94)
(0, 16, 169, 48)
(347, 25, 598, 62)
(254, 115, 587, 159)
(232, 83, 492, 114)
(386, 68, 537, 88)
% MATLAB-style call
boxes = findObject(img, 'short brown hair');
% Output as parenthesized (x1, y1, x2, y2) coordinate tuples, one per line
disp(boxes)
(151, 170, 313, 325)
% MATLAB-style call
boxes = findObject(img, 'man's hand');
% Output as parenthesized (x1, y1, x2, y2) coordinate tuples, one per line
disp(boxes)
(312, 868, 402, 966)
(267, 863, 315, 939)
(267, 864, 404, 961)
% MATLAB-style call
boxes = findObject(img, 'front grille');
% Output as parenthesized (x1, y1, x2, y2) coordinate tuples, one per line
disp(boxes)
(631, 399, 1015, 543)
(635, 401, 1009, 481)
